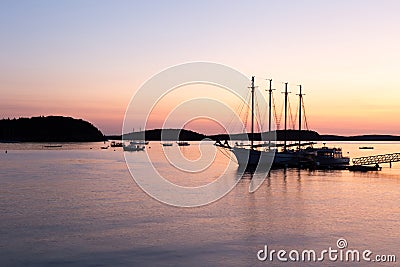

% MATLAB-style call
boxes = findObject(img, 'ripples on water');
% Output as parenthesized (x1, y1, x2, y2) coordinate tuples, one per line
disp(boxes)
(0, 142, 399, 266)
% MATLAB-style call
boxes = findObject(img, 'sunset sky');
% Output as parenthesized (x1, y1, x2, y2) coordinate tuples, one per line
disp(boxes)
(1, 0, 400, 135)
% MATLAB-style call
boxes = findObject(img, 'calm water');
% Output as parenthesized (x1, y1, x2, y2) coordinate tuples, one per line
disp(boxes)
(1, 142, 399, 266)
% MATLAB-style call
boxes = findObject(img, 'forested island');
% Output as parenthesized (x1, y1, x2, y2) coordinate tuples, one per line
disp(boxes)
(111, 129, 400, 141)
(114, 128, 206, 141)
(1, 115, 399, 142)
(0, 116, 105, 142)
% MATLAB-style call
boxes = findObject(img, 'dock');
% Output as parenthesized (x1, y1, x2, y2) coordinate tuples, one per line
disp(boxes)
(352, 152, 400, 168)
(307, 165, 381, 172)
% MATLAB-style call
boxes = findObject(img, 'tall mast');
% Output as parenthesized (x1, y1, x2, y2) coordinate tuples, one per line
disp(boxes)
(267, 79, 275, 151)
(283, 82, 290, 151)
(251, 76, 255, 150)
(297, 85, 303, 150)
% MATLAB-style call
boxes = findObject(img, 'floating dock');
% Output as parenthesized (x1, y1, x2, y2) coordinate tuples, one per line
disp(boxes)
(352, 152, 400, 168)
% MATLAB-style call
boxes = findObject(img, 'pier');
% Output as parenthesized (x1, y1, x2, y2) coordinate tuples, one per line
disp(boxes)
(352, 152, 400, 168)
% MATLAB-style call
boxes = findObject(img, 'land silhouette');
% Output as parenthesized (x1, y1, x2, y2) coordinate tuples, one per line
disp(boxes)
(1, 116, 400, 142)
(0, 116, 105, 142)
(113, 129, 400, 142)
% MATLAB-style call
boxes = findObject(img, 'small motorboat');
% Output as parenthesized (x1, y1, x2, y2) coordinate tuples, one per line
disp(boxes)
(359, 146, 374, 150)
(123, 144, 145, 151)
(348, 165, 381, 171)
(302, 145, 350, 167)
(162, 143, 173, 147)
(100, 146, 109, 149)
(43, 145, 62, 148)
(129, 140, 149, 145)
(110, 141, 123, 147)
(177, 141, 190, 146)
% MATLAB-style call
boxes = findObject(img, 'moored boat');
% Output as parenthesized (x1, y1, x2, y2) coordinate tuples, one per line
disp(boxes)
(130, 140, 149, 145)
(231, 146, 275, 168)
(43, 145, 62, 148)
(177, 141, 190, 146)
(162, 143, 173, 146)
(348, 164, 381, 171)
(303, 145, 350, 167)
(215, 76, 350, 170)
(110, 141, 123, 147)
(123, 144, 145, 151)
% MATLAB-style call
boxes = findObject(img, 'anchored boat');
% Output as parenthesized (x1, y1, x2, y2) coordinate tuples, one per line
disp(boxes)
(216, 76, 349, 170)
(123, 144, 145, 151)
(129, 140, 149, 145)
(177, 141, 190, 146)
(303, 145, 350, 167)
(110, 141, 123, 147)
(43, 145, 62, 148)
(162, 143, 173, 146)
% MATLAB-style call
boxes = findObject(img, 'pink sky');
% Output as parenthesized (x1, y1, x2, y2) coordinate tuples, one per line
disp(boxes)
(1, 1, 400, 136)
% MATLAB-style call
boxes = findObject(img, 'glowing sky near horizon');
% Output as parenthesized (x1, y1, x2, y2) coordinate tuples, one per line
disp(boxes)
(1, 0, 400, 135)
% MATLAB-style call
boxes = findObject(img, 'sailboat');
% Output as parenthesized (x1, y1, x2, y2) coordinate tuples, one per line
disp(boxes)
(233, 78, 299, 168)
(216, 76, 349, 169)
(269, 82, 300, 167)
(278, 84, 350, 168)
(215, 77, 311, 169)
(128, 127, 149, 145)
(293, 86, 350, 167)
(216, 77, 275, 170)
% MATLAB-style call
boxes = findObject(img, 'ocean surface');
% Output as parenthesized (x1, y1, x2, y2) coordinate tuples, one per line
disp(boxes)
(0, 141, 399, 266)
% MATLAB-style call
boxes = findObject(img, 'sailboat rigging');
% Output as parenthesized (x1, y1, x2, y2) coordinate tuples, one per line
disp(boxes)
(215, 75, 350, 170)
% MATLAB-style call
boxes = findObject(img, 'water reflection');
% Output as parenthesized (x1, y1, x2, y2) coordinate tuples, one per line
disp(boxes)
(1, 143, 400, 266)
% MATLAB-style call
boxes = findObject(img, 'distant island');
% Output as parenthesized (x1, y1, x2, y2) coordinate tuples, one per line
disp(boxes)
(109, 129, 400, 142)
(1, 115, 399, 142)
(0, 116, 105, 142)
(108, 128, 207, 141)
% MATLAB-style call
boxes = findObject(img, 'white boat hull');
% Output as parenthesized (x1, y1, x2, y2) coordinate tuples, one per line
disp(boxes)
(123, 145, 145, 151)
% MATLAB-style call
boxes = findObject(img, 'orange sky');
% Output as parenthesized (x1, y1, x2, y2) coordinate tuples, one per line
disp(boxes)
(1, 1, 400, 135)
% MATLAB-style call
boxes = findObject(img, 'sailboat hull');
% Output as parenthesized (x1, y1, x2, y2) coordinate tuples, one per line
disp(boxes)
(232, 147, 275, 169)
(230, 145, 323, 169)
(273, 152, 299, 166)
